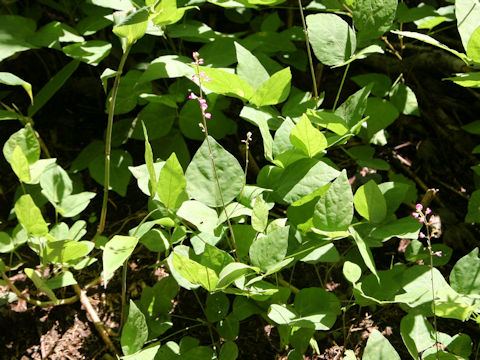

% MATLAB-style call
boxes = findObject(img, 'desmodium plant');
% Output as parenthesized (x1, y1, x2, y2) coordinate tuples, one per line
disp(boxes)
(0, 0, 479, 359)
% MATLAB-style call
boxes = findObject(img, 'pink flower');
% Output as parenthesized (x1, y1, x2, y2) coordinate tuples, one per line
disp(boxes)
(415, 203, 423, 211)
(419, 232, 425, 238)
(193, 51, 199, 59)
(425, 208, 432, 215)
(412, 212, 419, 219)
(188, 92, 197, 100)
(205, 113, 212, 119)
(419, 217, 424, 223)
(432, 250, 442, 257)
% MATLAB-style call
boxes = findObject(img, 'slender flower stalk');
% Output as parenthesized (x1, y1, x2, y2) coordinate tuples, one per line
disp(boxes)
(189, 52, 237, 257)
(412, 203, 440, 359)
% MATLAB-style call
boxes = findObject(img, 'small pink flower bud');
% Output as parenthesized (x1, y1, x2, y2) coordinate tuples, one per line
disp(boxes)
(416, 203, 423, 211)
(419, 218, 424, 223)
(432, 250, 442, 257)
(425, 208, 432, 214)
(193, 51, 200, 59)
(188, 92, 197, 100)
(412, 212, 419, 219)
(205, 113, 212, 119)
(204, 76, 212, 82)
(419, 232, 425, 238)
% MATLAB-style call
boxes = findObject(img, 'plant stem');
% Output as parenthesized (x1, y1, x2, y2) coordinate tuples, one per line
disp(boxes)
(425, 223, 439, 359)
(297, 0, 319, 101)
(97, 45, 132, 237)
(333, 62, 350, 111)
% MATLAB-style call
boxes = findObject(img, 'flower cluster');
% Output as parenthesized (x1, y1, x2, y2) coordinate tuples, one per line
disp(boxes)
(412, 203, 442, 257)
(188, 52, 212, 121)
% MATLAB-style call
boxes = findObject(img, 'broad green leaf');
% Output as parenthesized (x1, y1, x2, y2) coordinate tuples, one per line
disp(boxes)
(171, 252, 219, 291)
(364, 98, 399, 138)
(455, 0, 480, 53)
(252, 196, 268, 233)
(158, 153, 188, 209)
(40, 164, 73, 204)
(467, 26, 480, 62)
(24, 268, 58, 302)
(400, 313, 436, 360)
(57, 192, 96, 218)
(313, 170, 353, 231)
(199, 67, 255, 101)
(343, 260, 362, 283)
(103, 235, 139, 284)
(0, 72, 33, 104)
(466, 189, 480, 222)
(275, 159, 340, 204)
(268, 304, 297, 325)
(294, 287, 341, 329)
(353, 0, 397, 43)
(140, 55, 194, 83)
(219, 342, 238, 360)
(0, 15, 36, 62)
(45, 271, 77, 290)
(249, 226, 289, 271)
(216, 262, 257, 289)
(450, 248, 480, 295)
(121, 300, 148, 355)
(363, 329, 400, 360)
(141, 123, 157, 198)
(205, 292, 229, 322)
(89, 149, 133, 196)
(120, 346, 160, 360)
(239, 106, 275, 161)
(62, 41, 112, 66)
(235, 42, 269, 89)
(370, 216, 422, 240)
(349, 226, 378, 279)
(307, 13, 356, 67)
(249, 67, 292, 107)
(129, 162, 165, 196)
(28, 60, 80, 117)
(391, 31, 469, 63)
(11, 146, 31, 183)
(352, 73, 392, 97)
(335, 84, 372, 128)
(185, 136, 244, 207)
(445, 72, 480, 88)
(353, 180, 387, 223)
(307, 110, 349, 136)
(113, 7, 149, 46)
(177, 200, 218, 234)
(290, 114, 327, 157)
(150, 0, 195, 26)
(389, 84, 420, 116)
(14, 195, 48, 237)
(3, 125, 40, 165)
(218, 315, 239, 340)
(29, 21, 84, 48)
(45, 240, 94, 264)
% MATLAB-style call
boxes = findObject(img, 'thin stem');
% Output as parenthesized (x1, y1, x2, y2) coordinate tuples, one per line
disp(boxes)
(120, 260, 128, 331)
(97, 45, 132, 237)
(425, 221, 439, 359)
(298, 0, 319, 100)
(333, 63, 350, 111)
(193, 290, 217, 355)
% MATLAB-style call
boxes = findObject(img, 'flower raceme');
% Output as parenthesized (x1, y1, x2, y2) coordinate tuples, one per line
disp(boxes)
(412, 203, 442, 257)
(189, 52, 212, 122)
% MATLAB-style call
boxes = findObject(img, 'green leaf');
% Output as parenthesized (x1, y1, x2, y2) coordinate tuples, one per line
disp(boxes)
(57, 192, 96, 218)
(218, 315, 239, 341)
(3, 125, 40, 165)
(24, 268, 58, 302)
(89, 149, 133, 196)
(370, 216, 422, 240)
(103, 236, 139, 284)
(307, 110, 349, 136)
(306, 13, 356, 67)
(445, 72, 480, 88)
(352, 73, 392, 97)
(45, 271, 77, 290)
(142, 122, 157, 198)
(62, 41, 112, 66)
(40, 164, 73, 204)
(467, 26, 480, 62)
(363, 329, 400, 360)
(354, 180, 387, 223)
(205, 292, 229, 322)
(0, 15, 36, 62)
(140, 55, 194, 83)
(249, 226, 289, 272)
(11, 146, 31, 183)
(199, 67, 255, 101)
(0, 72, 33, 104)
(313, 170, 353, 231)
(45, 240, 94, 264)
(29, 21, 84, 48)
(235, 42, 269, 89)
(252, 196, 269, 233)
(28, 60, 80, 117)
(185, 136, 244, 207)
(400, 313, 436, 360)
(455, 0, 480, 54)
(275, 159, 340, 204)
(120, 346, 160, 360)
(343, 260, 362, 283)
(171, 252, 219, 291)
(391, 31, 469, 63)
(158, 153, 188, 209)
(121, 300, 149, 355)
(290, 114, 327, 157)
(219, 342, 238, 360)
(364, 98, 399, 138)
(294, 287, 341, 329)
(389, 83, 420, 116)
(239, 106, 275, 161)
(249, 67, 292, 107)
(216, 262, 257, 289)
(14, 195, 48, 237)
(150, 0, 194, 26)
(113, 7, 149, 46)
(177, 200, 218, 234)
(353, 0, 397, 43)
(450, 248, 480, 295)
(349, 226, 378, 279)
(466, 189, 480, 222)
